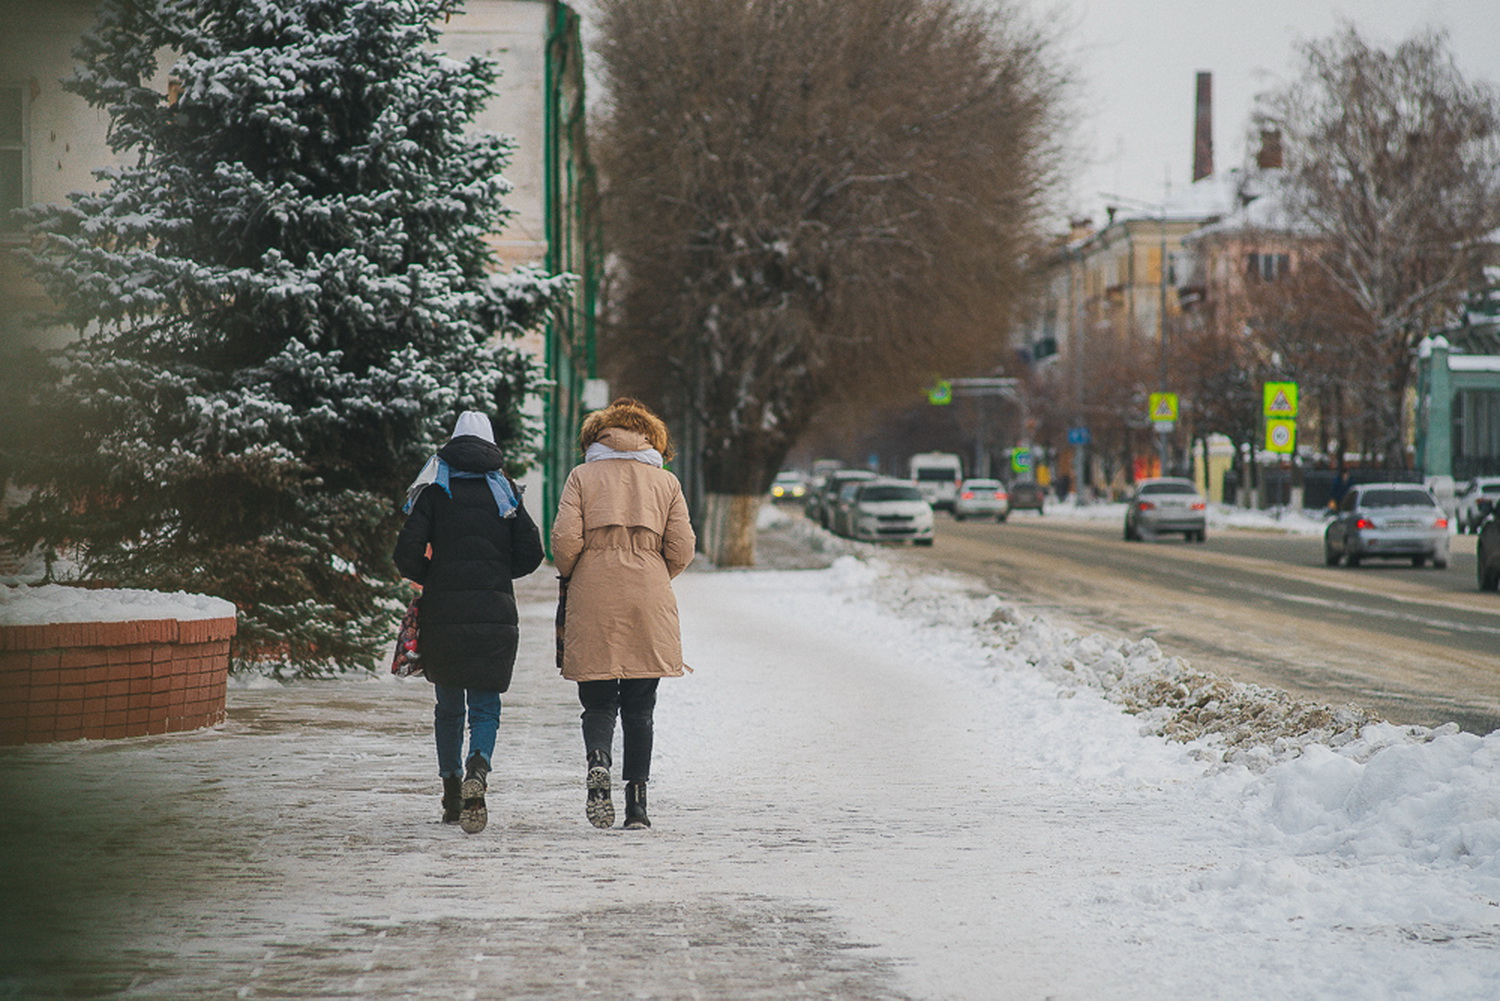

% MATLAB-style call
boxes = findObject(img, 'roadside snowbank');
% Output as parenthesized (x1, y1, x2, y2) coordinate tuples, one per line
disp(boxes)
(1047, 495, 1333, 535)
(827, 545, 1497, 841)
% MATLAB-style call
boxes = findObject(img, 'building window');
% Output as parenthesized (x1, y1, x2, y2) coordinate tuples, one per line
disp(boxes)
(0, 84, 25, 231)
(1246, 252, 1289, 281)
(1454, 389, 1500, 476)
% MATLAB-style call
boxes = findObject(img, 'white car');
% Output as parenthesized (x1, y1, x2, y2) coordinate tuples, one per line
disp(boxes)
(952, 478, 1009, 521)
(1455, 477, 1500, 533)
(841, 479, 934, 546)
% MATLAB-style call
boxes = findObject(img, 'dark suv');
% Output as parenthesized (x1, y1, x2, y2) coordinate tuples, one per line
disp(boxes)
(1007, 480, 1046, 514)
(1479, 500, 1500, 591)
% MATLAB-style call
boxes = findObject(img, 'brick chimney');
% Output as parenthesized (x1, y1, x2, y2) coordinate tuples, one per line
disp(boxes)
(1192, 71, 1213, 182)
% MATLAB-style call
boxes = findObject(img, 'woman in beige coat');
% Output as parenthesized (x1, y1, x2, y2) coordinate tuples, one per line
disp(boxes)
(551, 398, 695, 829)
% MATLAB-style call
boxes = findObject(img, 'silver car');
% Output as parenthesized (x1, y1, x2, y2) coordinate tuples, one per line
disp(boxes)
(1324, 482, 1450, 569)
(952, 478, 1010, 521)
(1123, 477, 1207, 542)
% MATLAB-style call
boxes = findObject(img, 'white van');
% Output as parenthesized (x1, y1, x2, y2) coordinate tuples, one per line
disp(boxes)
(908, 452, 964, 511)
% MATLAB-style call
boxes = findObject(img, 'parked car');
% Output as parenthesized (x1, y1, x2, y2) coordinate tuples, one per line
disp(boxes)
(1477, 501, 1500, 591)
(908, 452, 965, 511)
(953, 478, 1009, 521)
(1123, 477, 1207, 542)
(837, 479, 934, 546)
(807, 469, 875, 527)
(769, 469, 808, 503)
(827, 477, 871, 537)
(1007, 480, 1046, 515)
(1324, 482, 1450, 569)
(1455, 477, 1500, 533)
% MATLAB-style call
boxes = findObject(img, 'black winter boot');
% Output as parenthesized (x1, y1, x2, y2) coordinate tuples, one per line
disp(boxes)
(459, 753, 490, 834)
(441, 775, 462, 824)
(586, 749, 614, 829)
(623, 781, 650, 830)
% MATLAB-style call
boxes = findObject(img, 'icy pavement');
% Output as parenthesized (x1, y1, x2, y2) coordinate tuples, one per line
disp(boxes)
(5, 547, 1500, 999)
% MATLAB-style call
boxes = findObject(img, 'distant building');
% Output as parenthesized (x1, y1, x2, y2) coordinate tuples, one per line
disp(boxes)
(1417, 263, 1500, 483)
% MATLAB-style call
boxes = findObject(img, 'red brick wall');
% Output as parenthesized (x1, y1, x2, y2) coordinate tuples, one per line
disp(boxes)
(0, 615, 237, 745)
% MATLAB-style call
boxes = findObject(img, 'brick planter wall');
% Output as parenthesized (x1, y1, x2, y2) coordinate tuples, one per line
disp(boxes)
(0, 615, 236, 745)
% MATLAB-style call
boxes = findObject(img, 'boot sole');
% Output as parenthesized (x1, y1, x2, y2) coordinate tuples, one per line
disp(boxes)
(586, 765, 613, 829)
(460, 797, 487, 834)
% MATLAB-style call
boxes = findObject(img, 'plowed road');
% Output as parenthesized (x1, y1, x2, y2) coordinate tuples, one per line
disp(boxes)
(898, 513, 1500, 735)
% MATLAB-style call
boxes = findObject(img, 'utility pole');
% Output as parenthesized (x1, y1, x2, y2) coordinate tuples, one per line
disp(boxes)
(949, 377, 1021, 480)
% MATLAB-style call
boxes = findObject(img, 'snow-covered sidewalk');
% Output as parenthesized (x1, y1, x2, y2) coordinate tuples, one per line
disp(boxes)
(3, 550, 1500, 999)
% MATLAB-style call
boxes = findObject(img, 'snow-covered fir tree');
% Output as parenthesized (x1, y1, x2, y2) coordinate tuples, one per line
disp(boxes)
(2, 0, 568, 672)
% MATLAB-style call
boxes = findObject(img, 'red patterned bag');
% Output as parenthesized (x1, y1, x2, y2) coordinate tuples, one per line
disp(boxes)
(390, 596, 422, 677)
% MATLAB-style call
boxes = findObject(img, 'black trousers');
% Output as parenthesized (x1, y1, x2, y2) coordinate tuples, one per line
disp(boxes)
(577, 678, 659, 783)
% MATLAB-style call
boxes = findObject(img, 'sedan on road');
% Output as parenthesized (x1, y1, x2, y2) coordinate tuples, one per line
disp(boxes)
(769, 469, 808, 503)
(1324, 482, 1450, 569)
(1479, 504, 1500, 591)
(1123, 477, 1207, 542)
(806, 469, 875, 527)
(838, 479, 934, 546)
(953, 479, 1009, 521)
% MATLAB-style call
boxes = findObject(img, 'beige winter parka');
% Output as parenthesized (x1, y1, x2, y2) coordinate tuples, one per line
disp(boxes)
(551, 427, 696, 681)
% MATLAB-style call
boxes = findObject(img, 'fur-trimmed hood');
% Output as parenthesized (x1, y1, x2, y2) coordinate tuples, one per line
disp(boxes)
(578, 397, 673, 462)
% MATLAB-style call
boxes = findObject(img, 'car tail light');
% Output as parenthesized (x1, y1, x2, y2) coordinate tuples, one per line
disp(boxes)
(994, 491, 1007, 500)
(960, 491, 975, 500)
(1137, 501, 1155, 511)
(1191, 502, 1206, 511)
(1355, 517, 1375, 530)
(1435, 517, 1449, 529)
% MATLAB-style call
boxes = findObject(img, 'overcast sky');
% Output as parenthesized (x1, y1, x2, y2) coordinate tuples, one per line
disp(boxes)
(1030, 0, 1500, 226)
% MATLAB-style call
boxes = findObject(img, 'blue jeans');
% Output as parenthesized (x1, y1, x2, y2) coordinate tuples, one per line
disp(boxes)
(434, 685, 500, 778)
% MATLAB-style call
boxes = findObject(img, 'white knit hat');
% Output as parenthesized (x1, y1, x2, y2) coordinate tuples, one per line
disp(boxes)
(450, 410, 495, 444)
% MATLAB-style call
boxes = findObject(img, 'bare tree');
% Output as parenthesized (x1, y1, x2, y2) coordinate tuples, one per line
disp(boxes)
(591, 0, 1068, 563)
(1255, 25, 1500, 468)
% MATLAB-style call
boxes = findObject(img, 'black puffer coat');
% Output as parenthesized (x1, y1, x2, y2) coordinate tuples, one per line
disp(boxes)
(392, 436, 545, 691)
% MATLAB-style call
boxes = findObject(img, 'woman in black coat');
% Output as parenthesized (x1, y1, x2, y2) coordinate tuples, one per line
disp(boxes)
(393, 411, 544, 834)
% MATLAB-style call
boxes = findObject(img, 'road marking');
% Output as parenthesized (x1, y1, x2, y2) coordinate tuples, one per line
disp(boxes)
(1186, 571, 1500, 639)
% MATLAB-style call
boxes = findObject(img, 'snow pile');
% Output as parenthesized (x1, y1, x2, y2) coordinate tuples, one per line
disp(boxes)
(829, 541, 1475, 770)
(810, 547, 1400, 770)
(1248, 727, 1500, 868)
(991, 606, 1397, 769)
(0, 584, 237, 626)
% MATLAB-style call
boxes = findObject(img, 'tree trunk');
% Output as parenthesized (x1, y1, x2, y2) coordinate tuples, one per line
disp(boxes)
(702, 493, 759, 566)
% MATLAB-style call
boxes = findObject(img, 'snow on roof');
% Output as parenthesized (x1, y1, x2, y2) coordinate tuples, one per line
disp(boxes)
(1183, 170, 1319, 242)
(0, 584, 237, 626)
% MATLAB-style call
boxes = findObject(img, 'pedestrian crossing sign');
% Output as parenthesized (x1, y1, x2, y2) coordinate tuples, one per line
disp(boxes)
(927, 380, 953, 406)
(1263, 382, 1298, 418)
(1148, 392, 1178, 423)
